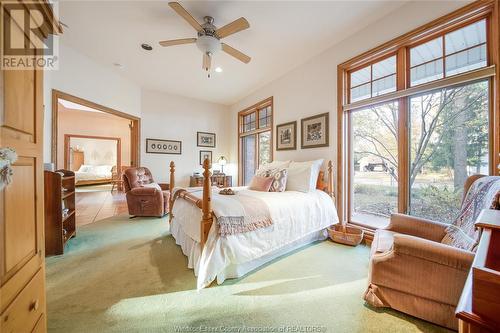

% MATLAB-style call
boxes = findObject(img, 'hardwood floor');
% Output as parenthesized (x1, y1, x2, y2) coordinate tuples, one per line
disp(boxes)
(75, 185, 128, 226)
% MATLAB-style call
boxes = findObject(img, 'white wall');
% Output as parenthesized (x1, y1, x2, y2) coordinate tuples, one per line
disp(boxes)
(141, 90, 231, 186)
(70, 137, 117, 167)
(229, 0, 469, 184)
(43, 43, 141, 162)
(44, 43, 232, 186)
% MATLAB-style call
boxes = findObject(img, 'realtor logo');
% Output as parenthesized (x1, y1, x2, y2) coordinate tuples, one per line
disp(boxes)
(1, 1, 59, 70)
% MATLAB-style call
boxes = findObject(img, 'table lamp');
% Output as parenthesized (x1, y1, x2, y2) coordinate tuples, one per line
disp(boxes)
(218, 156, 227, 174)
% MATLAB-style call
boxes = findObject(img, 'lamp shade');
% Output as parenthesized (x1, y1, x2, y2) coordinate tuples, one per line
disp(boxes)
(218, 156, 227, 166)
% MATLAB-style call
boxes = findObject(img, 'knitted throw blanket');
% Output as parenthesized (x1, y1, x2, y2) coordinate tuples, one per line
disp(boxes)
(173, 187, 273, 237)
(442, 176, 500, 251)
(215, 192, 273, 236)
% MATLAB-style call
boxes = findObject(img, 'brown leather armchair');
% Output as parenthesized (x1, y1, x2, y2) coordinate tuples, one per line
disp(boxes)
(122, 167, 169, 217)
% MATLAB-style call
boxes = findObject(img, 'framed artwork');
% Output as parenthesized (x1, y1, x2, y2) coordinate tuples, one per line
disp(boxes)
(146, 138, 182, 154)
(301, 112, 329, 149)
(197, 132, 216, 148)
(276, 121, 297, 151)
(199, 150, 213, 166)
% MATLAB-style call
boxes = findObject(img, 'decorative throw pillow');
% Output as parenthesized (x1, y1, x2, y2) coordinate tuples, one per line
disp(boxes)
(316, 171, 327, 191)
(248, 175, 274, 192)
(143, 182, 162, 191)
(255, 160, 291, 176)
(255, 168, 270, 177)
(268, 168, 288, 192)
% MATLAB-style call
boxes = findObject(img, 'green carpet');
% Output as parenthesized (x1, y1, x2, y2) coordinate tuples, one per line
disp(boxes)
(46, 215, 451, 333)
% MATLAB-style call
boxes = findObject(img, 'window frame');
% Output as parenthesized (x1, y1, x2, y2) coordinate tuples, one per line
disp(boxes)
(347, 53, 398, 103)
(238, 97, 274, 185)
(337, 0, 500, 233)
(407, 17, 488, 87)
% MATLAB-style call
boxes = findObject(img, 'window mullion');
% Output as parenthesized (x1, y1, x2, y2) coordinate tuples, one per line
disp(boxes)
(397, 47, 409, 214)
(442, 35, 446, 79)
(397, 97, 409, 214)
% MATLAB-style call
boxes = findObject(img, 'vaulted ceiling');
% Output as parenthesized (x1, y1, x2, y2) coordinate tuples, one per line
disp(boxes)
(59, 1, 407, 105)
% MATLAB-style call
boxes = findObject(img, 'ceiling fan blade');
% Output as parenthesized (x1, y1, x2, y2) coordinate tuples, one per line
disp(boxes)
(168, 2, 203, 32)
(216, 17, 249, 38)
(203, 53, 211, 70)
(222, 43, 251, 64)
(159, 38, 197, 47)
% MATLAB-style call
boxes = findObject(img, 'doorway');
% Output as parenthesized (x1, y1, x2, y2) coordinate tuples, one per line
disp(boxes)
(51, 89, 140, 169)
(52, 90, 139, 225)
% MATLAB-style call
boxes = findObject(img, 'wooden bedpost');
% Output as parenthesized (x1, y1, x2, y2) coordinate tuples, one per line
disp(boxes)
(200, 158, 213, 248)
(328, 160, 335, 200)
(169, 161, 175, 223)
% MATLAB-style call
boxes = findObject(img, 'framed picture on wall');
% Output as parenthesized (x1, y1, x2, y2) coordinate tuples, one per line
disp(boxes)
(276, 121, 297, 151)
(146, 138, 182, 154)
(197, 132, 216, 148)
(199, 150, 212, 165)
(301, 112, 329, 149)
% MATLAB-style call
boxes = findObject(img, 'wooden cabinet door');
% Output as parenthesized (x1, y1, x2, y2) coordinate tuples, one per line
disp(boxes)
(0, 9, 46, 332)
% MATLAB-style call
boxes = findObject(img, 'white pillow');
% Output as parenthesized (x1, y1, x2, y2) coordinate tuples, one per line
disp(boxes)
(256, 160, 291, 174)
(286, 159, 324, 192)
(95, 165, 113, 175)
(77, 165, 92, 172)
(143, 182, 162, 191)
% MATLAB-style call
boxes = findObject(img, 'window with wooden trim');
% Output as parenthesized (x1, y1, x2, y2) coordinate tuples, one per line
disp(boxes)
(409, 19, 487, 86)
(238, 98, 273, 185)
(350, 55, 397, 102)
(338, 1, 499, 230)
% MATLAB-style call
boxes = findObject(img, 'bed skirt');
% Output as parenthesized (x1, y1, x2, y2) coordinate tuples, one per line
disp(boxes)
(170, 220, 328, 287)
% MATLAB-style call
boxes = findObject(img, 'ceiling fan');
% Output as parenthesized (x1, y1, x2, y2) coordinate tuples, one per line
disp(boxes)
(159, 2, 251, 77)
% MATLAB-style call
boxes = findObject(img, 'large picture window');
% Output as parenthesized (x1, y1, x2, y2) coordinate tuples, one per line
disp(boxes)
(338, 1, 499, 231)
(409, 81, 489, 223)
(238, 97, 273, 185)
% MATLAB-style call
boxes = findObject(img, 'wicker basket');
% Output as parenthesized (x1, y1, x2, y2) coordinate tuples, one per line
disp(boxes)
(327, 224, 364, 246)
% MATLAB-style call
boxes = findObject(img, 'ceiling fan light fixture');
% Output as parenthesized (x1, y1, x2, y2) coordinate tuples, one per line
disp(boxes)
(196, 35, 221, 55)
(160, 2, 251, 73)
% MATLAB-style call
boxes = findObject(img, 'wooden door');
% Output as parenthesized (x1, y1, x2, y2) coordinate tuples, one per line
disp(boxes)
(0, 4, 50, 332)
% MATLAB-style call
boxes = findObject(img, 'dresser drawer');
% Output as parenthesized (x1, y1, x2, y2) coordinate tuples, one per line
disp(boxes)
(1, 268, 45, 333)
(31, 313, 45, 333)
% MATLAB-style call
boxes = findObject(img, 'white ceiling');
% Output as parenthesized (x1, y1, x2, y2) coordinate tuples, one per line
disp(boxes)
(59, 1, 407, 105)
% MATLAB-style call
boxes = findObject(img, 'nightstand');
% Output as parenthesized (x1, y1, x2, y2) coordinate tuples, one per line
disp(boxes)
(190, 175, 232, 188)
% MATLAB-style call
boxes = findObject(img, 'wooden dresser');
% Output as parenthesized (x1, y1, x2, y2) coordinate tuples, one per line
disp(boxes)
(0, 3, 60, 333)
(456, 209, 500, 333)
(190, 174, 232, 188)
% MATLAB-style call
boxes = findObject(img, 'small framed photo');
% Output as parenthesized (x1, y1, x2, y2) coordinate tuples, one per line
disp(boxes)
(301, 112, 329, 149)
(197, 132, 216, 148)
(146, 138, 182, 154)
(276, 121, 297, 151)
(199, 150, 212, 166)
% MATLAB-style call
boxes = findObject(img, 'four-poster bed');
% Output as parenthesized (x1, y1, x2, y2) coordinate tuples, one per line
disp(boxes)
(169, 159, 337, 288)
(169, 159, 215, 247)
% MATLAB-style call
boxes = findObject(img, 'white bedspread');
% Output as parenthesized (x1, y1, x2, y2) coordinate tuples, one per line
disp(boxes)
(75, 171, 112, 181)
(75, 165, 113, 182)
(171, 187, 338, 289)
